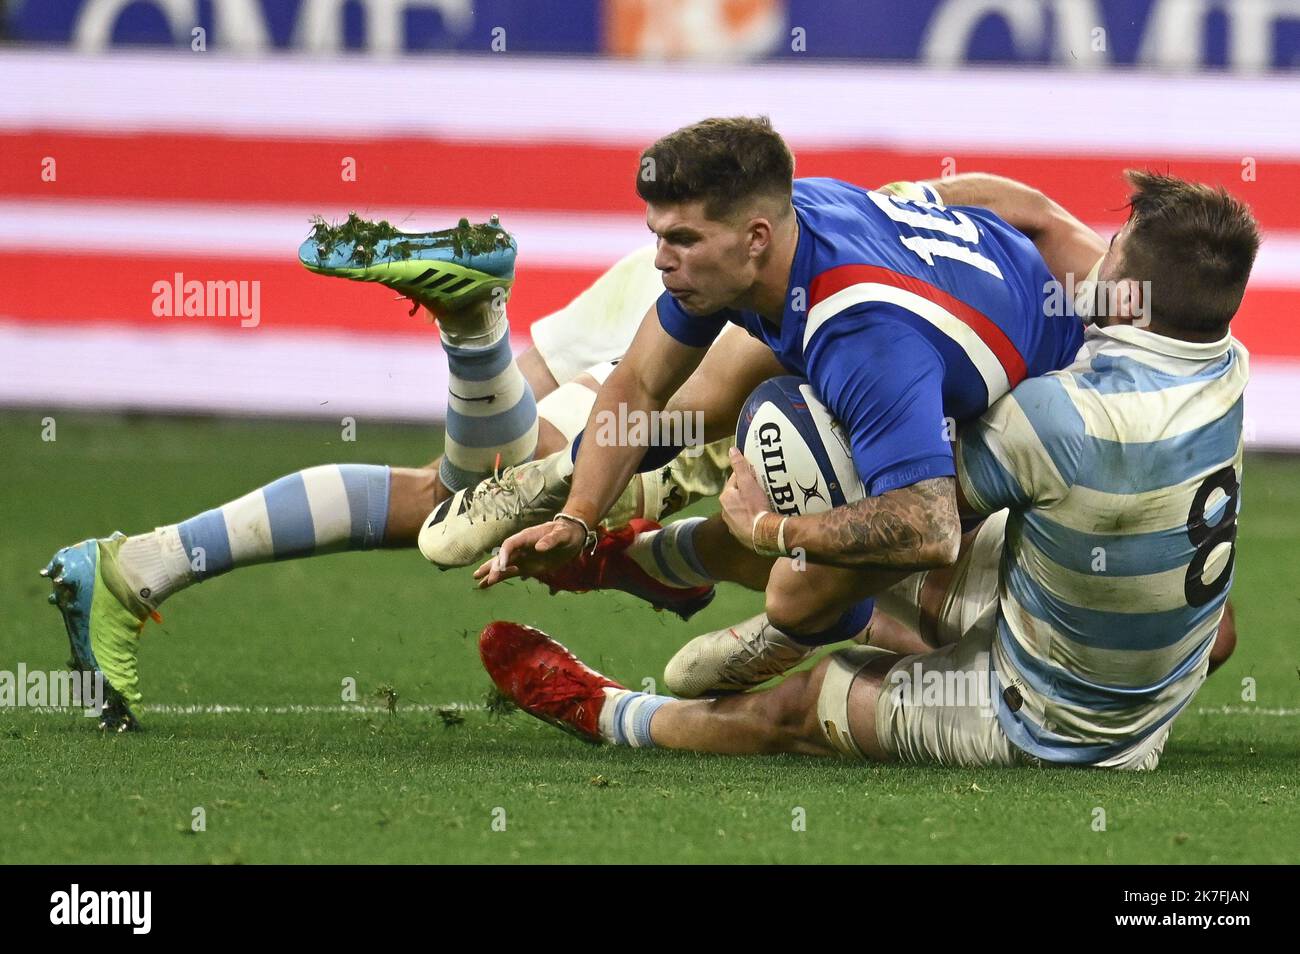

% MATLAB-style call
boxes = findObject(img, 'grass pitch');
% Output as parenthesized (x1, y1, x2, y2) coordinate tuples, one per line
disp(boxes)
(2, 411, 1297, 864)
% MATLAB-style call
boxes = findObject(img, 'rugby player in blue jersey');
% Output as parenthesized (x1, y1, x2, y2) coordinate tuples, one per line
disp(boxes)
(478, 116, 1086, 674)
(479, 157, 1259, 769)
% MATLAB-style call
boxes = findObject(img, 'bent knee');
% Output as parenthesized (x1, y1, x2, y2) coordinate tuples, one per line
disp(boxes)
(765, 582, 841, 638)
(753, 667, 833, 754)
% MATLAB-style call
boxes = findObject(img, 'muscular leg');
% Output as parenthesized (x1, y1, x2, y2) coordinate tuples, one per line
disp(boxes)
(857, 608, 933, 656)
(646, 651, 897, 760)
(109, 356, 605, 605)
(764, 559, 908, 637)
(654, 556, 1244, 761)
(658, 512, 955, 698)
(686, 514, 772, 590)
(383, 468, 442, 546)
(649, 662, 834, 755)
(106, 356, 613, 609)
(660, 510, 907, 637)
(517, 346, 561, 403)
(842, 655, 903, 761)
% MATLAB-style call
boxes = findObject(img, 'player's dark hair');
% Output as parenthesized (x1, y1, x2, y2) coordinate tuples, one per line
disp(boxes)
(636, 116, 795, 221)
(1119, 170, 1260, 336)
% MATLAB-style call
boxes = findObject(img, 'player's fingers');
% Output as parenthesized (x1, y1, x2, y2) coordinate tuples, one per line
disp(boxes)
(731, 450, 757, 485)
(477, 561, 520, 589)
(495, 535, 519, 571)
(534, 524, 566, 553)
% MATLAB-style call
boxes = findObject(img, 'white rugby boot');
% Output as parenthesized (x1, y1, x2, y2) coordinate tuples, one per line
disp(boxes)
(663, 613, 817, 697)
(418, 451, 573, 568)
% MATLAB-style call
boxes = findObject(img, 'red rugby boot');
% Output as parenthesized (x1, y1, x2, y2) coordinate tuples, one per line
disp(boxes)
(479, 621, 624, 742)
(535, 518, 715, 621)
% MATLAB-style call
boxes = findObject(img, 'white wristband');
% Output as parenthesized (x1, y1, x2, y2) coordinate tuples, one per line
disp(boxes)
(554, 512, 598, 553)
(751, 512, 789, 558)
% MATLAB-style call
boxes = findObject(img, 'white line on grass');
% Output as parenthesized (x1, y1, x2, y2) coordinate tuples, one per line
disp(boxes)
(15, 703, 1300, 717)
(22, 702, 489, 716)
(1191, 705, 1300, 717)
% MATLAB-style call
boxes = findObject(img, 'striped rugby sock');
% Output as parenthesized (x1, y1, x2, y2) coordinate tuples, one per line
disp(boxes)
(114, 464, 391, 607)
(439, 322, 538, 492)
(625, 517, 715, 588)
(597, 687, 673, 747)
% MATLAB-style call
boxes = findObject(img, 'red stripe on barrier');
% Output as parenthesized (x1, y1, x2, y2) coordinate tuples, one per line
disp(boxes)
(1232, 286, 1300, 358)
(2, 252, 1291, 356)
(3, 132, 1296, 229)
(0, 253, 606, 338)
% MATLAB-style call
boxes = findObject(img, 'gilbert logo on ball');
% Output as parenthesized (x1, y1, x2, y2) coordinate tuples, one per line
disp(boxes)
(736, 377, 864, 517)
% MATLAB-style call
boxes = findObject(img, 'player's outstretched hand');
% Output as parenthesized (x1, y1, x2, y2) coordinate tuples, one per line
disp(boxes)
(719, 447, 774, 550)
(473, 519, 585, 589)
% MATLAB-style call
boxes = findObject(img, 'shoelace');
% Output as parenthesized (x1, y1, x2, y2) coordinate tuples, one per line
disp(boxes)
(394, 292, 433, 319)
(131, 609, 164, 639)
(722, 626, 808, 680)
(466, 462, 547, 522)
(527, 659, 606, 712)
(466, 465, 520, 522)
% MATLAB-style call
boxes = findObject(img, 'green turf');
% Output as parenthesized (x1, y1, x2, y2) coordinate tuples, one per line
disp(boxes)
(1, 411, 1296, 864)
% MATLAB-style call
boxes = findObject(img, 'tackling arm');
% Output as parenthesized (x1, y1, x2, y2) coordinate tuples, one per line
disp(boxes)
(475, 302, 710, 587)
(561, 302, 708, 526)
(925, 173, 1107, 286)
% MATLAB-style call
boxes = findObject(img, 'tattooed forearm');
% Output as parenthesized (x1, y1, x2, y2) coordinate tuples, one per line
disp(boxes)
(782, 477, 962, 571)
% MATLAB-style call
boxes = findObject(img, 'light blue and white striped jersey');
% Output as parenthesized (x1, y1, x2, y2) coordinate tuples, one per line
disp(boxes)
(956, 322, 1248, 766)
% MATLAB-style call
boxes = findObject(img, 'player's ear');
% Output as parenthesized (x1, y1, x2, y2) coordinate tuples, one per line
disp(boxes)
(1098, 277, 1147, 327)
(1114, 278, 1148, 326)
(746, 217, 773, 259)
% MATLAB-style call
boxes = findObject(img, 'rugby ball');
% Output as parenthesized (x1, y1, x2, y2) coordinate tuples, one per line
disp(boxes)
(736, 377, 865, 516)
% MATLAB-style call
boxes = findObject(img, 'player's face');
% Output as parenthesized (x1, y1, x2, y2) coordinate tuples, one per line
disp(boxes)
(646, 200, 758, 315)
(1094, 225, 1145, 326)
(1096, 225, 1128, 289)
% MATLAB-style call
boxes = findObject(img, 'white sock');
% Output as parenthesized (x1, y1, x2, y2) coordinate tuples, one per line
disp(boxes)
(597, 688, 673, 747)
(440, 317, 538, 492)
(114, 463, 390, 608)
(116, 526, 193, 607)
(535, 380, 597, 442)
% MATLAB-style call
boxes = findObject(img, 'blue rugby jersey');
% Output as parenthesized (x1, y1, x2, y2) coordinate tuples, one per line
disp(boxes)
(656, 177, 1084, 495)
(957, 324, 1248, 766)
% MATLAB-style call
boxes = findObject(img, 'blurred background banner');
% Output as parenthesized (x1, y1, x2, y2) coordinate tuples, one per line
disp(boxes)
(5, 0, 1300, 67)
(1, 1, 1297, 445)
